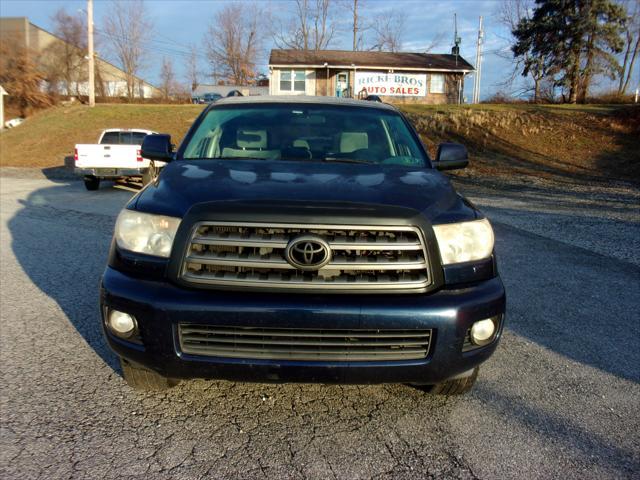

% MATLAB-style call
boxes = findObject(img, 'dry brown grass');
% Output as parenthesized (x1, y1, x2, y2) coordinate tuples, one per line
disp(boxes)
(1, 102, 638, 184)
(0, 104, 203, 168)
(400, 104, 640, 182)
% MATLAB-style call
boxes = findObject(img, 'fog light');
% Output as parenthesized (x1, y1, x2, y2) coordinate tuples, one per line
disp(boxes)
(107, 310, 137, 338)
(470, 318, 496, 346)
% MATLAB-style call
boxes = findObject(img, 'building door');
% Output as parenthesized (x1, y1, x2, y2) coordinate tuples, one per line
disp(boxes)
(335, 71, 349, 97)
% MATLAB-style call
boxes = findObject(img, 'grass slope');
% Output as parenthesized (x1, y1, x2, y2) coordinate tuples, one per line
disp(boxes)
(1, 102, 638, 182)
(0, 104, 203, 169)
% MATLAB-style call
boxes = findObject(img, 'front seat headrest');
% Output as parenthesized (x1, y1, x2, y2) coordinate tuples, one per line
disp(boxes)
(237, 129, 267, 149)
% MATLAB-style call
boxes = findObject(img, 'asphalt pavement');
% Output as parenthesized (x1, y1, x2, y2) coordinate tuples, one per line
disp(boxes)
(0, 174, 638, 479)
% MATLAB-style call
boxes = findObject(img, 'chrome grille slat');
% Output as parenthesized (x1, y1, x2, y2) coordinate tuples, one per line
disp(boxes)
(330, 255, 426, 269)
(192, 233, 288, 248)
(178, 325, 432, 361)
(329, 238, 422, 250)
(185, 252, 427, 270)
(190, 234, 422, 251)
(186, 252, 295, 269)
(182, 271, 428, 289)
(181, 222, 431, 292)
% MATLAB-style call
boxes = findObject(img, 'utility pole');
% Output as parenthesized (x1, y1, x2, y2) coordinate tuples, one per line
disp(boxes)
(452, 13, 462, 103)
(473, 16, 483, 104)
(352, 0, 359, 51)
(87, 0, 95, 107)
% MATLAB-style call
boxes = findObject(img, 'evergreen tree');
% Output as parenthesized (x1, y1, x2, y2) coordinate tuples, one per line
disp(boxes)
(578, 0, 626, 102)
(512, 0, 626, 103)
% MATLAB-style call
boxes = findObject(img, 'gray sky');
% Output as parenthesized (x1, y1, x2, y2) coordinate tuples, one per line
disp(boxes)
(2, 0, 637, 100)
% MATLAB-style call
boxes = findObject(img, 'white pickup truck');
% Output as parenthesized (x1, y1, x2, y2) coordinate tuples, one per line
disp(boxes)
(74, 128, 163, 190)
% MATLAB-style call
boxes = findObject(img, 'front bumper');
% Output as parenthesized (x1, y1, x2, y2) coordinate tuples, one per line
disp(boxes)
(75, 167, 147, 178)
(101, 267, 506, 384)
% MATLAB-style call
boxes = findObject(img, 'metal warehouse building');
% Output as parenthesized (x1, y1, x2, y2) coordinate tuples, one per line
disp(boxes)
(268, 49, 474, 104)
(0, 17, 160, 98)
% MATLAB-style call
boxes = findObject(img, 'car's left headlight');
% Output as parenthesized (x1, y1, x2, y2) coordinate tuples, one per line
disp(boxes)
(432, 218, 494, 265)
(114, 209, 181, 258)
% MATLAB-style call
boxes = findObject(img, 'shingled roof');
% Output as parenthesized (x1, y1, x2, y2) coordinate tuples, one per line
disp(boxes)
(269, 49, 474, 71)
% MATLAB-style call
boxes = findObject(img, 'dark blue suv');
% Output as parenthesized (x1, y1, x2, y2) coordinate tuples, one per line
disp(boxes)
(101, 97, 505, 394)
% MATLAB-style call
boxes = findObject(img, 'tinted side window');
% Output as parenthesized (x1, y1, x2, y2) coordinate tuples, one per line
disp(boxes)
(100, 132, 120, 144)
(130, 132, 148, 145)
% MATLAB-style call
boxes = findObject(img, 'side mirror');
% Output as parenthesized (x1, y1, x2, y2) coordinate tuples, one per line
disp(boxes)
(141, 134, 173, 162)
(433, 142, 469, 171)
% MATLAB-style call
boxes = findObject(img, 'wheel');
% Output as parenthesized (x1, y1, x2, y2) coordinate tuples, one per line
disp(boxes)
(83, 175, 100, 191)
(413, 367, 479, 395)
(120, 357, 178, 391)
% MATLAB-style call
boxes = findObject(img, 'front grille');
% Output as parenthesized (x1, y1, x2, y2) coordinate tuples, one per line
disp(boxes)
(178, 325, 432, 361)
(179, 222, 430, 292)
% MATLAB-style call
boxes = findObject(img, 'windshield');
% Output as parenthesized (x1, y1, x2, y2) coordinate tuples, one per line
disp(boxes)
(181, 104, 428, 167)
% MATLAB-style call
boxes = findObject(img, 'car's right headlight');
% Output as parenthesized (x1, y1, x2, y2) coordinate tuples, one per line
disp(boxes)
(114, 209, 181, 258)
(432, 218, 495, 265)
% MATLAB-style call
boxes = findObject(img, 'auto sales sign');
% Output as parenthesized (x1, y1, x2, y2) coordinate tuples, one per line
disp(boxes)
(355, 71, 427, 97)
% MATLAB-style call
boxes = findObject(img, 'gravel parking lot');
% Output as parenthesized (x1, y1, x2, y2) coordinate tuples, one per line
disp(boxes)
(1, 173, 638, 479)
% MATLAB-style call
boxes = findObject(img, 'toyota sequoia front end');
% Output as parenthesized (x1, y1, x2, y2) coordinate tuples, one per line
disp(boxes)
(100, 97, 506, 394)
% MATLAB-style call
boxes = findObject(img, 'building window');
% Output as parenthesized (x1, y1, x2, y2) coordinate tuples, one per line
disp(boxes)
(430, 74, 445, 94)
(294, 70, 306, 91)
(280, 70, 306, 93)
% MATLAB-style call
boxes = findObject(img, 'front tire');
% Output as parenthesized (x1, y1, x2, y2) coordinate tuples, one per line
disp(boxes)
(83, 175, 100, 191)
(413, 367, 479, 395)
(120, 358, 178, 391)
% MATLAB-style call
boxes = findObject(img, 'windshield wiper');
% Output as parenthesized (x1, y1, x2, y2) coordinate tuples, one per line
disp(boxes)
(322, 157, 374, 164)
(279, 157, 314, 162)
(211, 157, 267, 161)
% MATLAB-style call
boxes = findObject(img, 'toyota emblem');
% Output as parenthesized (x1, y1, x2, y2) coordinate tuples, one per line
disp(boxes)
(284, 235, 332, 271)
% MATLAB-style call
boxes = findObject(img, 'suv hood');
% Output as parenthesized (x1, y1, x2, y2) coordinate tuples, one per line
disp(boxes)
(133, 160, 477, 223)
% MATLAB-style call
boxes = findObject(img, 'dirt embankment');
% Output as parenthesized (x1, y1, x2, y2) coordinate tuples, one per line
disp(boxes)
(402, 105, 640, 184)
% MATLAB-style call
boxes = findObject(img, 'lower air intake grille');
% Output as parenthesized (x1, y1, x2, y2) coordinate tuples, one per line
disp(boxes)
(178, 325, 432, 362)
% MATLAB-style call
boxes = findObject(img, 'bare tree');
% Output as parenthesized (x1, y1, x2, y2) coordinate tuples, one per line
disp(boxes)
(273, 0, 336, 51)
(351, 0, 360, 50)
(346, 0, 368, 51)
(498, 0, 550, 102)
(205, 3, 261, 85)
(159, 57, 175, 99)
(370, 9, 406, 52)
(186, 44, 200, 93)
(0, 40, 53, 116)
(422, 32, 446, 53)
(41, 8, 87, 97)
(103, 0, 153, 100)
(618, 0, 640, 94)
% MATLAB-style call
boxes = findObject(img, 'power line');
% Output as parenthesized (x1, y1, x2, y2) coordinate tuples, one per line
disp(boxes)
(93, 28, 209, 62)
